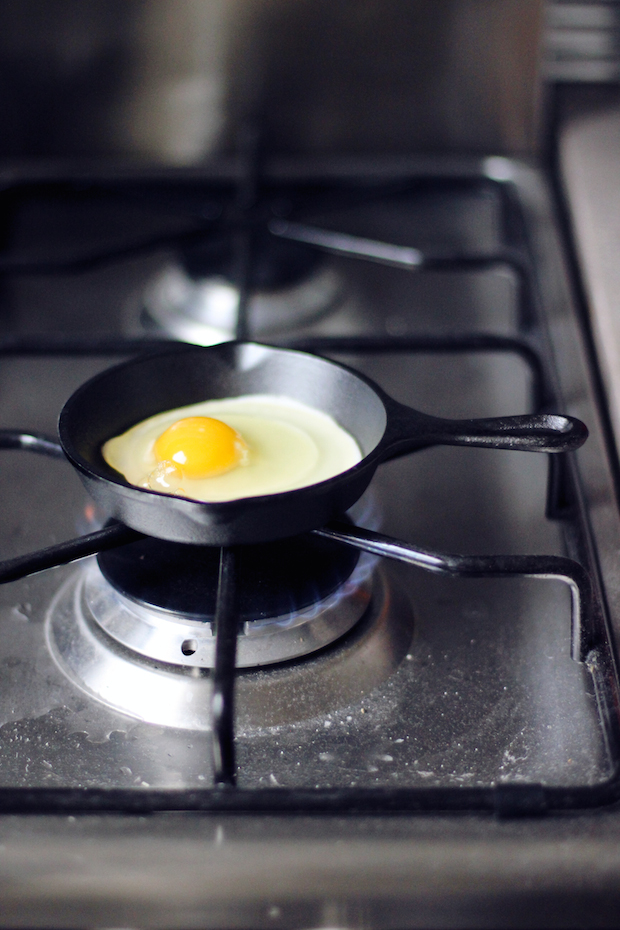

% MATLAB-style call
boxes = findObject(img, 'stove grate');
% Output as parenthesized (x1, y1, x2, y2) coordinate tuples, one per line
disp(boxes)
(0, 337, 612, 812)
(0, 169, 616, 813)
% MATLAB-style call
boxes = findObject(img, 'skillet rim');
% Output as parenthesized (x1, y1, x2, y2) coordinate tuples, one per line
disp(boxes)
(57, 341, 392, 514)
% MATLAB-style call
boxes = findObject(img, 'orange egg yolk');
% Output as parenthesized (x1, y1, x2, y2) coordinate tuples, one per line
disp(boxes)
(154, 416, 247, 478)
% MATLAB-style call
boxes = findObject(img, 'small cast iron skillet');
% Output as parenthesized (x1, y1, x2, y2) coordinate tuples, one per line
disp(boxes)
(59, 342, 588, 546)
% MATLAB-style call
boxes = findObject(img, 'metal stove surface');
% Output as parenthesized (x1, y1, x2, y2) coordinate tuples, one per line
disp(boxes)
(0, 158, 618, 926)
(0, 159, 609, 794)
(0, 361, 603, 790)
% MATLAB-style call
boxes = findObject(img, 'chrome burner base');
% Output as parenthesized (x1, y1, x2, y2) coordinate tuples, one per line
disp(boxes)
(84, 557, 373, 668)
(46, 564, 413, 730)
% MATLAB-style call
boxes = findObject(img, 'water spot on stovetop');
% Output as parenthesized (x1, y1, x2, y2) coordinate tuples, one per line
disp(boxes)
(67, 726, 131, 746)
(10, 603, 32, 623)
(0, 706, 213, 788)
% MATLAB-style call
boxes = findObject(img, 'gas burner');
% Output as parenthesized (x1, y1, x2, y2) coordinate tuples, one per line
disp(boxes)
(92, 531, 368, 667)
(138, 233, 343, 343)
(46, 550, 413, 730)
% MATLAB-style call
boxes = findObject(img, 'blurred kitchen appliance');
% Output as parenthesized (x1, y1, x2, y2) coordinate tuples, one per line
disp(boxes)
(0, 0, 542, 164)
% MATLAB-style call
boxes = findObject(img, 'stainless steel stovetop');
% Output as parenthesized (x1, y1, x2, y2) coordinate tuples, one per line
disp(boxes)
(0, 156, 619, 926)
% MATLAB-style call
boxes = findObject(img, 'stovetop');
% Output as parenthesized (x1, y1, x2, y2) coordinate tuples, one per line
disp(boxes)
(0, 157, 617, 817)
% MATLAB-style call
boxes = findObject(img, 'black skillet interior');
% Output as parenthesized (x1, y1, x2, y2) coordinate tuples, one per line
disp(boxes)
(60, 342, 387, 474)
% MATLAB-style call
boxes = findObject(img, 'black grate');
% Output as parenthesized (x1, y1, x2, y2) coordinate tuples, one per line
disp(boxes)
(0, 170, 616, 813)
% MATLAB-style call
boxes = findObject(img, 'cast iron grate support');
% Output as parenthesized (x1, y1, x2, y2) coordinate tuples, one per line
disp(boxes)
(211, 547, 239, 787)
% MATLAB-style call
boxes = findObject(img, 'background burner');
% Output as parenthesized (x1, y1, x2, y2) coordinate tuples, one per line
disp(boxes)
(139, 232, 344, 344)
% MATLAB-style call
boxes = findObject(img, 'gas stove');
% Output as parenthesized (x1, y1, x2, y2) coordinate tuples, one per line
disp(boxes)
(0, 156, 619, 922)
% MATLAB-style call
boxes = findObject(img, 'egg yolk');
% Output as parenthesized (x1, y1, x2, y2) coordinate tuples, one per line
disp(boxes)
(154, 416, 247, 478)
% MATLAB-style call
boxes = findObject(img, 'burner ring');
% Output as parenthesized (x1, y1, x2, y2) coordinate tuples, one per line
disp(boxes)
(139, 260, 343, 345)
(84, 559, 373, 667)
(45, 564, 414, 730)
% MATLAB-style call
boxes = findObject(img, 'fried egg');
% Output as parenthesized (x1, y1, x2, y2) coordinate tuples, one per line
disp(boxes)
(102, 394, 362, 502)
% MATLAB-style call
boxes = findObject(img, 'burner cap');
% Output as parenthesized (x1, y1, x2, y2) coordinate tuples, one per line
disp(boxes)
(181, 232, 321, 290)
(136, 233, 344, 344)
(97, 530, 360, 623)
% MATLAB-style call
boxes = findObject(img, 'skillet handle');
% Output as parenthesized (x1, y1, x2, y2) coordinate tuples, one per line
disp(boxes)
(381, 402, 588, 459)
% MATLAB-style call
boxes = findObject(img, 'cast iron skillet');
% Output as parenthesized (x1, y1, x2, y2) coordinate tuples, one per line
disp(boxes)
(58, 342, 588, 546)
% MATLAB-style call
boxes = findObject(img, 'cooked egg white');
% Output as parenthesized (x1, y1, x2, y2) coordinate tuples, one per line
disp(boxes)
(102, 394, 362, 502)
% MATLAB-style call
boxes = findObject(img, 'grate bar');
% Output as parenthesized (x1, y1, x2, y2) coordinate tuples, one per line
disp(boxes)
(269, 219, 534, 330)
(268, 219, 528, 273)
(289, 333, 548, 410)
(315, 520, 594, 663)
(0, 523, 142, 586)
(211, 547, 238, 787)
(0, 429, 65, 458)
